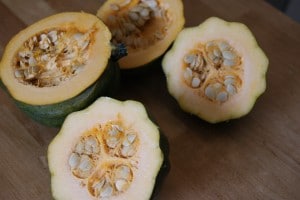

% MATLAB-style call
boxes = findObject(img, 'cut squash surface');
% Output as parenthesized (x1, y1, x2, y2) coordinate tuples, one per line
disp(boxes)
(0, 12, 112, 105)
(162, 17, 269, 123)
(48, 97, 165, 200)
(97, 0, 184, 69)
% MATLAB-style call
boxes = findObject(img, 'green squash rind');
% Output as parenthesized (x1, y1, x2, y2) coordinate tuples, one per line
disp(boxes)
(150, 131, 170, 200)
(140, 109, 170, 200)
(13, 61, 120, 127)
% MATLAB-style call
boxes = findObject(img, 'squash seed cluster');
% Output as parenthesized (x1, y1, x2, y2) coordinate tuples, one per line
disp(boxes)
(106, 0, 170, 49)
(14, 29, 92, 87)
(183, 40, 242, 103)
(68, 120, 139, 199)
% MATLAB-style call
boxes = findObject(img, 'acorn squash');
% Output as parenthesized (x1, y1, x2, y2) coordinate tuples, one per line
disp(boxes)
(162, 17, 269, 123)
(0, 12, 126, 127)
(48, 97, 168, 200)
(97, 0, 185, 69)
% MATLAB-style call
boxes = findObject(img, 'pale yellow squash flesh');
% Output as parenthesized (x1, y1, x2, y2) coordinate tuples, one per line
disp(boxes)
(0, 12, 112, 105)
(162, 17, 269, 123)
(48, 97, 163, 200)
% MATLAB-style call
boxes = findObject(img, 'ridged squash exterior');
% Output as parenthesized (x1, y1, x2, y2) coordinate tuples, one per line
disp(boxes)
(48, 97, 169, 200)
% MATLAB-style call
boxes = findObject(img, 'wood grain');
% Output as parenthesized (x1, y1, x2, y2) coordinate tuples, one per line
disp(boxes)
(0, 0, 299, 199)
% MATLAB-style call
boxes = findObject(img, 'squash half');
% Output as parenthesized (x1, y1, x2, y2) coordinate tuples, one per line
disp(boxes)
(97, 0, 185, 69)
(0, 12, 124, 127)
(162, 17, 269, 123)
(0, 12, 112, 105)
(48, 97, 168, 200)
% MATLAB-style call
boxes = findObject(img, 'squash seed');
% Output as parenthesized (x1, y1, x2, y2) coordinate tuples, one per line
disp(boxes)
(115, 179, 128, 192)
(131, 4, 143, 13)
(222, 50, 236, 60)
(121, 145, 136, 157)
(224, 77, 235, 85)
(114, 124, 124, 132)
(218, 41, 230, 51)
(226, 84, 237, 95)
(68, 153, 80, 170)
(127, 133, 136, 144)
(128, 11, 139, 21)
(78, 155, 93, 172)
(216, 91, 228, 102)
(39, 34, 51, 50)
(122, 138, 131, 147)
(183, 67, 193, 82)
(213, 82, 222, 90)
(190, 54, 203, 70)
(84, 144, 93, 155)
(100, 183, 113, 198)
(108, 126, 118, 136)
(213, 49, 222, 57)
(107, 137, 119, 149)
(14, 69, 24, 78)
(225, 75, 235, 79)
(208, 52, 216, 61)
(142, 0, 158, 9)
(223, 59, 236, 67)
(115, 165, 131, 180)
(93, 178, 105, 196)
(86, 136, 98, 147)
(191, 77, 201, 88)
(110, 4, 120, 11)
(140, 8, 150, 18)
(84, 136, 100, 154)
(184, 54, 196, 64)
(205, 85, 217, 100)
(48, 30, 58, 43)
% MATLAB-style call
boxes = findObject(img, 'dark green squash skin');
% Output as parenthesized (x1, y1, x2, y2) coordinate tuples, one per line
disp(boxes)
(0, 79, 5, 90)
(151, 131, 170, 200)
(2, 61, 120, 127)
(144, 111, 170, 200)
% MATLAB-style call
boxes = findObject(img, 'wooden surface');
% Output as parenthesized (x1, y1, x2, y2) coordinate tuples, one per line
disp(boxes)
(0, 0, 300, 199)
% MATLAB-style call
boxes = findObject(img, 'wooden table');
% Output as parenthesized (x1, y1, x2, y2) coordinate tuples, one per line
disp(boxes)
(0, 0, 299, 199)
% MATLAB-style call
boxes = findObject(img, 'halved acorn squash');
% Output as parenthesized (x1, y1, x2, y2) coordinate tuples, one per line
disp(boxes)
(97, 0, 185, 69)
(162, 17, 269, 123)
(48, 97, 169, 200)
(0, 12, 126, 127)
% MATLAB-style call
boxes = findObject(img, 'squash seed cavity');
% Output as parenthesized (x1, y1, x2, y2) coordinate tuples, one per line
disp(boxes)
(13, 28, 94, 87)
(68, 119, 139, 198)
(103, 0, 171, 50)
(182, 40, 243, 103)
(88, 164, 133, 198)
